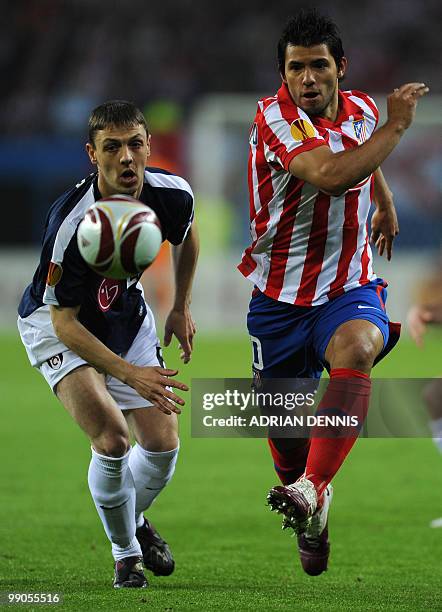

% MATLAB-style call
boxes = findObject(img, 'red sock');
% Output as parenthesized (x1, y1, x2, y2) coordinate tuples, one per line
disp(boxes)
(268, 438, 310, 485)
(304, 368, 371, 497)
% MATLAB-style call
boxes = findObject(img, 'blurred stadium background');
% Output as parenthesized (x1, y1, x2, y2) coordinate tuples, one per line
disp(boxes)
(0, 0, 441, 330)
(0, 1, 441, 610)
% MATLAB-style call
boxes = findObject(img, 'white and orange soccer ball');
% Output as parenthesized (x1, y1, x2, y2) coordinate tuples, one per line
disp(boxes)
(77, 195, 162, 279)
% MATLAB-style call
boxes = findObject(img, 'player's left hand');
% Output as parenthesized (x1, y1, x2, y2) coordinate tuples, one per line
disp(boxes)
(407, 305, 433, 347)
(371, 207, 399, 260)
(164, 306, 196, 363)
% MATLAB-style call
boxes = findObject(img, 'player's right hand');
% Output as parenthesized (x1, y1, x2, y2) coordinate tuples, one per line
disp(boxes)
(387, 83, 429, 131)
(126, 365, 189, 415)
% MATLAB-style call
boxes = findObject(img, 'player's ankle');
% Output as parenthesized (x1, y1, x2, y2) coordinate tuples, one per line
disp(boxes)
(299, 474, 326, 507)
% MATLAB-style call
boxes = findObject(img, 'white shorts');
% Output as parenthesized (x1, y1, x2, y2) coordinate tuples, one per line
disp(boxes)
(18, 305, 163, 411)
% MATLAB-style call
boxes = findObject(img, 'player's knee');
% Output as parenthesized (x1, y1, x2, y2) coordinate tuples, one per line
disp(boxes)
(139, 431, 179, 453)
(143, 435, 179, 453)
(327, 320, 385, 372)
(331, 338, 377, 371)
(135, 415, 179, 452)
(348, 341, 377, 370)
(93, 430, 130, 457)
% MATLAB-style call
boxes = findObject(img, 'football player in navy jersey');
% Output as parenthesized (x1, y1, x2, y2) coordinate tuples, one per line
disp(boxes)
(18, 101, 199, 588)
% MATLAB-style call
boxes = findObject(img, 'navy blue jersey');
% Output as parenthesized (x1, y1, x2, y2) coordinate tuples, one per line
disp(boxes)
(18, 168, 194, 355)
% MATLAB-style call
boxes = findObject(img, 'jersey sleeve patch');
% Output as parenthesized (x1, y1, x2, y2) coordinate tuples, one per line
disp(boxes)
(290, 118, 316, 141)
(261, 101, 326, 171)
(46, 262, 63, 287)
(43, 230, 90, 307)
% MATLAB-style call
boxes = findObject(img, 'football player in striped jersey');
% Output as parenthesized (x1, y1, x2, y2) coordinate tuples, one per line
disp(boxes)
(18, 101, 199, 588)
(238, 8, 428, 575)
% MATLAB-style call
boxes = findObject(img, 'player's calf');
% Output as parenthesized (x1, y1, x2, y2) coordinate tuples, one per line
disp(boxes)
(267, 438, 310, 485)
(92, 431, 130, 457)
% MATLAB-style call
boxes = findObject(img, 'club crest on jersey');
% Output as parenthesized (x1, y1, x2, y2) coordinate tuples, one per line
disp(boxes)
(290, 119, 315, 142)
(97, 278, 124, 312)
(46, 262, 63, 287)
(353, 118, 367, 143)
(250, 123, 258, 146)
(47, 353, 63, 370)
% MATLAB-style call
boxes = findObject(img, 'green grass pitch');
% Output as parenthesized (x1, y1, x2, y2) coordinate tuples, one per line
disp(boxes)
(0, 329, 441, 611)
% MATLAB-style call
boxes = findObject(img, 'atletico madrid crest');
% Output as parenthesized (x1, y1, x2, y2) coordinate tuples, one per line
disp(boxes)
(353, 118, 367, 143)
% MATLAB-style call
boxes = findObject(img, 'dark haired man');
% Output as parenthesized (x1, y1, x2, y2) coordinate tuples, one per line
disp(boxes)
(238, 9, 428, 575)
(18, 101, 199, 588)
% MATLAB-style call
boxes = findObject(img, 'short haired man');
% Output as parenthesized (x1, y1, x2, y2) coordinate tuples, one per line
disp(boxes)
(18, 100, 199, 588)
(238, 9, 428, 575)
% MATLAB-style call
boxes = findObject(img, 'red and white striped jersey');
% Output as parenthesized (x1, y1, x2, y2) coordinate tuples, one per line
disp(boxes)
(238, 82, 380, 306)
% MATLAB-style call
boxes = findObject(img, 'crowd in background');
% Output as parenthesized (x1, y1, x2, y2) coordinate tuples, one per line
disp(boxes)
(0, 0, 440, 330)
(1, 0, 440, 249)
(2, 0, 441, 134)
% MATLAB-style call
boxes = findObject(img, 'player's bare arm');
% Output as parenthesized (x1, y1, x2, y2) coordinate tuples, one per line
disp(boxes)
(289, 82, 429, 195)
(371, 168, 399, 260)
(164, 223, 200, 363)
(50, 304, 188, 415)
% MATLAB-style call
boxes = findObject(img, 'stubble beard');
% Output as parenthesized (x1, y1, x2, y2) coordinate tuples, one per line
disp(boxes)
(297, 82, 337, 119)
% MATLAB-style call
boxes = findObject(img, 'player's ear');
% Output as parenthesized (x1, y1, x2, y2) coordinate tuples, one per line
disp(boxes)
(86, 142, 97, 165)
(280, 70, 288, 84)
(337, 57, 348, 80)
(146, 134, 151, 160)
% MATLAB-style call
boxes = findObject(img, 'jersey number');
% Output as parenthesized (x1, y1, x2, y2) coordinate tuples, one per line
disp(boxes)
(250, 335, 264, 370)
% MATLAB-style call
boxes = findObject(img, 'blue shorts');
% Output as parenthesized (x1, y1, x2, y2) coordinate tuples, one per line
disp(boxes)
(247, 278, 400, 379)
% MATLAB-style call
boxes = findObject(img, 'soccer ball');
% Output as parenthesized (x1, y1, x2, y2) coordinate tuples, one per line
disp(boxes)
(77, 195, 162, 279)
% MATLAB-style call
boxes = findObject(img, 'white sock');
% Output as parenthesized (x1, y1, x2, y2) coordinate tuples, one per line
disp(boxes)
(88, 447, 142, 561)
(128, 443, 179, 528)
(429, 417, 442, 453)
